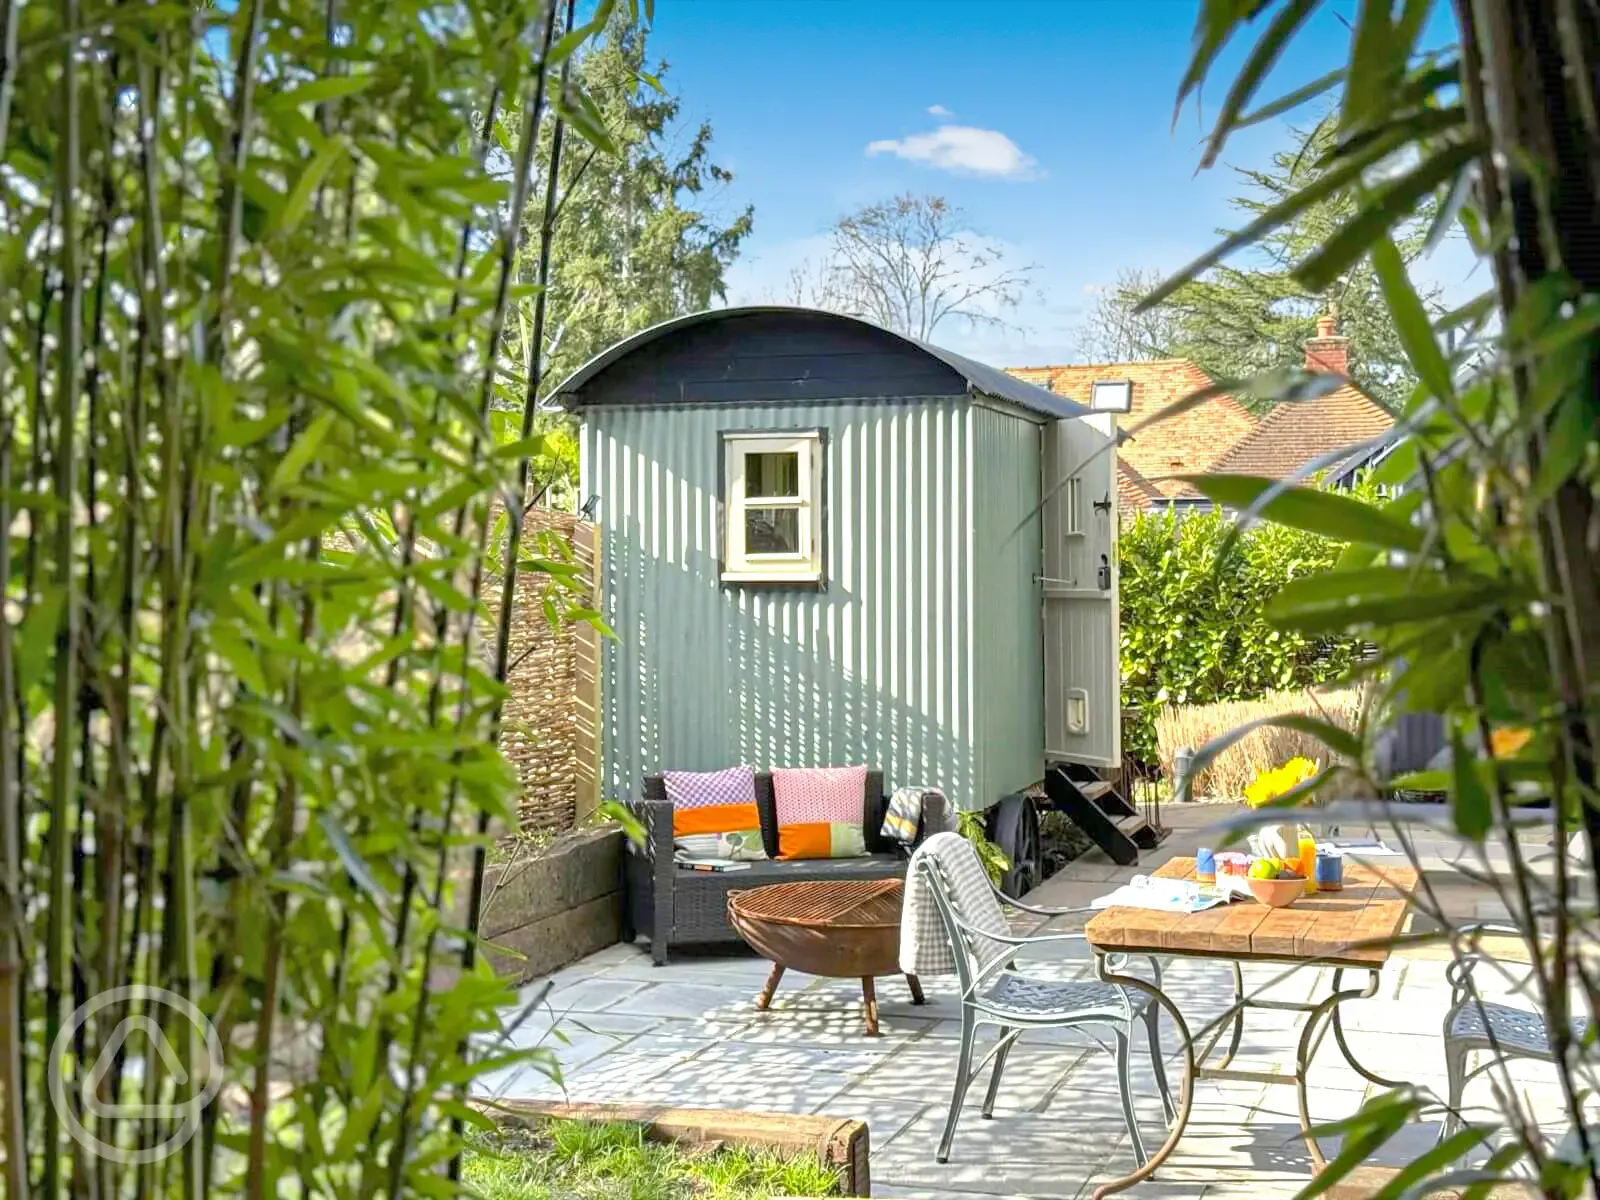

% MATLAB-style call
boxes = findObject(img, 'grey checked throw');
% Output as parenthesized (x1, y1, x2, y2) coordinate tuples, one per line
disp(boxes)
(899, 832, 1013, 977)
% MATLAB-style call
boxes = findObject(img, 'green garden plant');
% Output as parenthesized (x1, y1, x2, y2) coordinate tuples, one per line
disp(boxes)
(0, 0, 639, 1193)
(1139, 0, 1600, 1194)
(1119, 501, 1364, 762)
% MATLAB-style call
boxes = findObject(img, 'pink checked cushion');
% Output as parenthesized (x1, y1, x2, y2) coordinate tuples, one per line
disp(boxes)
(770, 765, 869, 859)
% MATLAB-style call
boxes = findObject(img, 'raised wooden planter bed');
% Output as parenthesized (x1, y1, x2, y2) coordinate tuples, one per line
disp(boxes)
(486, 1098, 871, 1197)
(474, 825, 624, 981)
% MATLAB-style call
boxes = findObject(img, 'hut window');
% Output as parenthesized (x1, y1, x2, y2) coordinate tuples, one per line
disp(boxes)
(722, 431, 823, 583)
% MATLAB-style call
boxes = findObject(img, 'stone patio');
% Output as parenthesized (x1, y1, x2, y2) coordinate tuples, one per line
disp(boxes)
(480, 804, 1578, 1198)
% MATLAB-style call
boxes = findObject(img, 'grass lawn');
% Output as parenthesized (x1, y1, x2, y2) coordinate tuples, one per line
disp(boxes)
(465, 1118, 844, 1199)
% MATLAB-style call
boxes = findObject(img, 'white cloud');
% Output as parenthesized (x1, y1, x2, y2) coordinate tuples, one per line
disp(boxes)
(927, 104, 954, 117)
(865, 124, 1040, 180)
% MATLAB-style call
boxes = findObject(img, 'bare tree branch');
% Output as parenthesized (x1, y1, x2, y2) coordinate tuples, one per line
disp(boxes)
(788, 193, 1036, 341)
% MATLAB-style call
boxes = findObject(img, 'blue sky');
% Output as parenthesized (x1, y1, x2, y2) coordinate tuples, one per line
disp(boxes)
(645, 0, 1484, 367)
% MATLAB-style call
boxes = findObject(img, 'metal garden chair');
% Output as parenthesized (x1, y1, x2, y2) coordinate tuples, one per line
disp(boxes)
(908, 834, 1177, 1165)
(1441, 924, 1593, 1139)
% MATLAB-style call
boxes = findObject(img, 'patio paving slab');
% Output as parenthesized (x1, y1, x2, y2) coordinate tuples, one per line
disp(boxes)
(490, 820, 1588, 1200)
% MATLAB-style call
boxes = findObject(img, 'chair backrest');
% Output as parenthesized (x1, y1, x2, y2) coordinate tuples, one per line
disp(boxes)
(910, 832, 1014, 987)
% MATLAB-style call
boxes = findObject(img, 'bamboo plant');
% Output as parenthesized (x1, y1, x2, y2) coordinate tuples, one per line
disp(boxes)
(1146, 0, 1600, 1195)
(0, 0, 636, 1192)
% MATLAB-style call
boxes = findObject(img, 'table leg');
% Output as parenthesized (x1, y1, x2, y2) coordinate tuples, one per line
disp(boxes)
(1089, 954, 1196, 1200)
(1330, 967, 1407, 1089)
(1216, 961, 1246, 1069)
(756, 963, 784, 1011)
(861, 976, 879, 1036)
(1295, 968, 1383, 1169)
(907, 974, 925, 1005)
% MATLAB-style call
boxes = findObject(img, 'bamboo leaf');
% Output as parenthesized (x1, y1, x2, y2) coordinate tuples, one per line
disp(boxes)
(1199, 0, 1319, 169)
(1137, 127, 1417, 311)
(1294, 139, 1482, 292)
(1178, 474, 1425, 550)
(1341, 0, 1396, 131)
(1267, 570, 1512, 633)
(267, 411, 338, 500)
(275, 136, 344, 235)
(1449, 727, 1492, 841)
(557, 78, 619, 157)
(210, 623, 269, 695)
(492, 434, 548, 459)
(259, 75, 376, 111)
(317, 812, 391, 907)
(1371, 236, 1455, 402)
(1173, 0, 1260, 129)
(1235, 67, 1344, 129)
(1531, 388, 1600, 502)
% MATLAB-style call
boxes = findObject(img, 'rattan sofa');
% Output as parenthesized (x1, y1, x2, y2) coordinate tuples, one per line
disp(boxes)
(622, 771, 951, 965)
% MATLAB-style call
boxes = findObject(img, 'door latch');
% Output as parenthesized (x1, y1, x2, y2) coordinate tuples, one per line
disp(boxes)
(1097, 554, 1111, 591)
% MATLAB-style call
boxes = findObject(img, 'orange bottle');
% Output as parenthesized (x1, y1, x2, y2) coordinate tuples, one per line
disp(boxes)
(1297, 829, 1318, 895)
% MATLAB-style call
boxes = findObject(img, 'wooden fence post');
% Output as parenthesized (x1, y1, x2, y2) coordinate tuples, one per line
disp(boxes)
(572, 519, 602, 823)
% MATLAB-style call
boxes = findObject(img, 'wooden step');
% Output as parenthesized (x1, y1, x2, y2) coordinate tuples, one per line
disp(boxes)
(1077, 779, 1114, 802)
(1044, 768, 1140, 866)
(1114, 812, 1161, 849)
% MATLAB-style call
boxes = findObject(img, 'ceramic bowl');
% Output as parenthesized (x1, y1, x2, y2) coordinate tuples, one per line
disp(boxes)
(1247, 876, 1304, 908)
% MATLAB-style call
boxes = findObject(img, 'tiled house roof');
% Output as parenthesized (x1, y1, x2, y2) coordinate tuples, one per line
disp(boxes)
(1206, 316, 1394, 485)
(1117, 460, 1165, 511)
(1210, 383, 1394, 483)
(1006, 359, 1258, 510)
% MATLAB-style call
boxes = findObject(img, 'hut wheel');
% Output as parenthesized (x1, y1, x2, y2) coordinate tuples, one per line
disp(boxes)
(988, 794, 1041, 900)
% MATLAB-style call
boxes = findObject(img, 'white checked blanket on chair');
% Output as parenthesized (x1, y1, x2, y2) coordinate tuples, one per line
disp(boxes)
(899, 831, 1014, 977)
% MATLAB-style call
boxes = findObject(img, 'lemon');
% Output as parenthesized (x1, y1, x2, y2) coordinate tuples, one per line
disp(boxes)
(1247, 859, 1280, 880)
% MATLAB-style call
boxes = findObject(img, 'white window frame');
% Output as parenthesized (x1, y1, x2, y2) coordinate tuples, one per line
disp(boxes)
(1091, 380, 1133, 413)
(721, 431, 824, 584)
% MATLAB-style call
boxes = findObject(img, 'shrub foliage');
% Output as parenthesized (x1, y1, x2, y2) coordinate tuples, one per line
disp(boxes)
(1119, 505, 1362, 761)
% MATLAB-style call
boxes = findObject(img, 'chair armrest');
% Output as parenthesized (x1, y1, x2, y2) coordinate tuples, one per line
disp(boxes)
(989, 878, 1094, 917)
(622, 797, 675, 859)
(1445, 922, 1530, 997)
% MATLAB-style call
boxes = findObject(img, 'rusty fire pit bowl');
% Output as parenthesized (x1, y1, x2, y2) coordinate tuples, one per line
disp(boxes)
(726, 879, 923, 1036)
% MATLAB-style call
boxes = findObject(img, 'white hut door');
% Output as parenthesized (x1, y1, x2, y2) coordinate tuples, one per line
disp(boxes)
(1041, 413, 1121, 769)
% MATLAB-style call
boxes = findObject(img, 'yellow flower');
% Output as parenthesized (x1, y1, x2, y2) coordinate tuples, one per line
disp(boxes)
(1244, 757, 1319, 809)
(1489, 727, 1532, 757)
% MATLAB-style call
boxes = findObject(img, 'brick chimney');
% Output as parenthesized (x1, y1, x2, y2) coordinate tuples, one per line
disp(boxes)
(1304, 310, 1350, 376)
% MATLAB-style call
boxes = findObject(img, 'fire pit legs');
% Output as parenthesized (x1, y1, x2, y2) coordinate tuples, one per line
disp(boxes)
(907, 974, 925, 1005)
(861, 976, 879, 1036)
(756, 963, 785, 1010)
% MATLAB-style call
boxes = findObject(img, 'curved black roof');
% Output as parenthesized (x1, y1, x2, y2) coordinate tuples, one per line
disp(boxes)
(549, 306, 1091, 420)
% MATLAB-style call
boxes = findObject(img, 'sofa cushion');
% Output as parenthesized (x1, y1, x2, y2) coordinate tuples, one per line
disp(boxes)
(661, 766, 768, 861)
(771, 765, 870, 860)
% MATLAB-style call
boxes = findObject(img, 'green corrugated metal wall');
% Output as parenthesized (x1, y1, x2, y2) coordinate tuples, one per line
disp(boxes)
(581, 397, 1044, 808)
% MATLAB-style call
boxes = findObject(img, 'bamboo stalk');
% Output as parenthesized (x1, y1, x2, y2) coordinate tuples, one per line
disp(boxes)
(42, 0, 83, 1191)
(384, 6, 569, 1191)
(0, 424, 26, 1200)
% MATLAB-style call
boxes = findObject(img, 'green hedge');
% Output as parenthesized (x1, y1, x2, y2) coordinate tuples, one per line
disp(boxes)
(1119, 505, 1362, 762)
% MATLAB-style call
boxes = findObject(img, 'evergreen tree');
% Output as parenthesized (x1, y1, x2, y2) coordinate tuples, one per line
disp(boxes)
(503, 21, 753, 500)
(1078, 120, 1441, 410)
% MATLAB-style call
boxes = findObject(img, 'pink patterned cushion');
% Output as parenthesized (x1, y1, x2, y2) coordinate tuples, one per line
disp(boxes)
(771, 765, 869, 859)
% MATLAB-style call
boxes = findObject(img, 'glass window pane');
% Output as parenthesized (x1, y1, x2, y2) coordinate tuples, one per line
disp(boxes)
(744, 507, 800, 555)
(745, 451, 800, 498)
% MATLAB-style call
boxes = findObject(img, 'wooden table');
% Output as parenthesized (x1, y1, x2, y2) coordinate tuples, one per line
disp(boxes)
(725, 879, 924, 1036)
(1082, 856, 1419, 1198)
